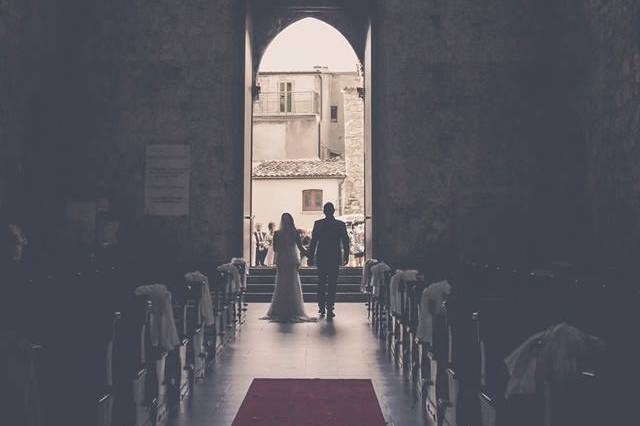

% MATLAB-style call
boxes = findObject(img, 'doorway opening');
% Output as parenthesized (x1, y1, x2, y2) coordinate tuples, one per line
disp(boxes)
(246, 17, 367, 268)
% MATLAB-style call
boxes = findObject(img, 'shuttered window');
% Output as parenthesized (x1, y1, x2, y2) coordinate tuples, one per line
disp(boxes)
(302, 189, 323, 211)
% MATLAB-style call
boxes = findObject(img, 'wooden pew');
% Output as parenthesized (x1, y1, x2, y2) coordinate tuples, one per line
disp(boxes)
(364, 257, 617, 426)
(6, 247, 254, 426)
(472, 263, 607, 426)
(423, 299, 451, 425)
(167, 287, 191, 404)
(474, 266, 541, 426)
(382, 270, 394, 347)
(361, 260, 379, 322)
(441, 264, 483, 426)
(389, 275, 403, 364)
(363, 261, 375, 320)
(185, 279, 208, 381)
(96, 311, 120, 426)
(212, 269, 230, 355)
(234, 261, 248, 325)
(34, 262, 118, 426)
(132, 294, 168, 426)
(406, 277, 429, 385)
(112, 297, 151, 426)
(395, 276, 409, 371)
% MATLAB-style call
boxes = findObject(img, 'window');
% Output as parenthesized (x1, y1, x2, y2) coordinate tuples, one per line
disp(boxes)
(279, 81, 293, 113)
(330, 105, 338, 122)
(302, 189, 323, 211)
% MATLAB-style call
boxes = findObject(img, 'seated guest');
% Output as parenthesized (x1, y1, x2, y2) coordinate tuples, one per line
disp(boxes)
(0, 220, 29, 334)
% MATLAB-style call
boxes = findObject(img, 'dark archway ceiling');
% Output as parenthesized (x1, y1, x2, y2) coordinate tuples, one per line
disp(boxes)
(250, 0, 371, 75)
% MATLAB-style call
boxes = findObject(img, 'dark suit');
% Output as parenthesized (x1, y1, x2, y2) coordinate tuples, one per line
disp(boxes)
(308, 217, 350, 312)
(254, 231, 267, 266)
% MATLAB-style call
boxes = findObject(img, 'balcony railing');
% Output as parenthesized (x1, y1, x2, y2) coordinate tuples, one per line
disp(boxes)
(254, 91, 320, 115)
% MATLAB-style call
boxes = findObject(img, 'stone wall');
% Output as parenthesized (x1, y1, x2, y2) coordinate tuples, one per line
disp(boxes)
(582, 0, 640, 264)
(4, 0, 640, 269)
(0, 0, 57, 226)
(368, 0, 640, 268)
(516, 0, 640, 265)
(372, 0, 543, 267)
(76, 0, 246, 265)
(342, 87, 365, 215)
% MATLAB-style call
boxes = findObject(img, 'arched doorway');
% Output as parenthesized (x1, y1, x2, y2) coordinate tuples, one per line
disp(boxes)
(242, 1, 373, 266)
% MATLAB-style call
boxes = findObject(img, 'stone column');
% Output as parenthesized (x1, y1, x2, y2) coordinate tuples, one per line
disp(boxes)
(342, 87, 365, 215)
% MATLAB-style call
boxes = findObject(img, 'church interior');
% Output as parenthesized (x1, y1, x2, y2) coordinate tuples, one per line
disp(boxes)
(1, 0, 638, 425)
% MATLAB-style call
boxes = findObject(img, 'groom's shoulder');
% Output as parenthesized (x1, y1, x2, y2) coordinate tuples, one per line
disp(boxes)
(329, 218, 346, 230)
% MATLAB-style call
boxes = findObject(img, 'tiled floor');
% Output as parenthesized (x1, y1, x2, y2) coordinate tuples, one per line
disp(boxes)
(167, 303, 431, 426)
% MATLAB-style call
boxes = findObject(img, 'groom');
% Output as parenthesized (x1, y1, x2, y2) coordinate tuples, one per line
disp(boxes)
(307, 202, 350, 319)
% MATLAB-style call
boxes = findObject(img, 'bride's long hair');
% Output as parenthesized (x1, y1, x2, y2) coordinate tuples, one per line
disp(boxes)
(277, 213, 298, 249)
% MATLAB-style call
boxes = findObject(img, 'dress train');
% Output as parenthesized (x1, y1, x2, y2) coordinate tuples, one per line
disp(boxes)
(261, 249, 316, 323)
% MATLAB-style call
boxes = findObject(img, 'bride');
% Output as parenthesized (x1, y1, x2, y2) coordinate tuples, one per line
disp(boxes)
(262, 213, 316, 322)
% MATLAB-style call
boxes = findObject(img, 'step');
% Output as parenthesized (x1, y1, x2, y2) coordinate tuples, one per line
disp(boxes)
(247, 275, 361, 285)
(245, 292, 368, 303)
(249, 267, 363, 277)
(246, 283, 362, 293)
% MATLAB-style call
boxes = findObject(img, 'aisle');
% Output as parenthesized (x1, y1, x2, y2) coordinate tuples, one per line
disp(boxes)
(167, 303, 430, 426)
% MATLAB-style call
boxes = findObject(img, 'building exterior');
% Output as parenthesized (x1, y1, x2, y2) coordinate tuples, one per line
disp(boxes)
(251, 159, 345, 231)
(252, 66, 364, 232)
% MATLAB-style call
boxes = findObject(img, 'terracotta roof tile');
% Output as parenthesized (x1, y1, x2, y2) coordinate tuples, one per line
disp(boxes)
(252, 159, 346, 178)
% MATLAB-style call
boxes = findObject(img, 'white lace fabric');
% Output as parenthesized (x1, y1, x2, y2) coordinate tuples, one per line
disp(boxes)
(370, 262, 391, 296)
(184, 271, 215, 327)
(504, 322, 604, 397)
(261, 232, 317, 323)
(134, 284, 181, 351)
(415, 280, 452, 344)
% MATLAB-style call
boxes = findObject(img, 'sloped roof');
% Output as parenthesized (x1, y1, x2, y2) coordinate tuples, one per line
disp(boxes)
(252, 159, 346, 178)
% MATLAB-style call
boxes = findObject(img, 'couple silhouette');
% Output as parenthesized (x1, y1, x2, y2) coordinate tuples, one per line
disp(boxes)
(262, 202, 350, 322)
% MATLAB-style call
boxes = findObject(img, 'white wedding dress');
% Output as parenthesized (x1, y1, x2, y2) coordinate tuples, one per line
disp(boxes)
(262, 231, 316, 322)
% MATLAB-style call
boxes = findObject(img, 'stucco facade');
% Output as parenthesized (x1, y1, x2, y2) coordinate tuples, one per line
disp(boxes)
(253, 69, 363, 161)
(252, 177, 342, 232)
(253, 118, 319, 161)
(251, 68, 364, 234)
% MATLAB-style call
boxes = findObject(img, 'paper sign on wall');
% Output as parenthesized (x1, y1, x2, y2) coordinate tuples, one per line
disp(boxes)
(144, 145, 191, 216)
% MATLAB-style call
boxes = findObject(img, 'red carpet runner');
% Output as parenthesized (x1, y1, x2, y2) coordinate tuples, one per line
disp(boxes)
(231, 378, 387, 426)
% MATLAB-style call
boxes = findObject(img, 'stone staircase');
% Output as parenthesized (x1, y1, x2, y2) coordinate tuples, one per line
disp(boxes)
(245, 267, 366, 303)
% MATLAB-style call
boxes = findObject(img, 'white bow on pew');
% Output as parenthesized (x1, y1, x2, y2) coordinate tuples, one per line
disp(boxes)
(504, 322, 604, 397)
(231, 258, 248, 289)
(389, 269, 419, 315)
(2, 333, 42, 426)
(134, 284, 181, 352)
(415, 280, 452, 344)
(370, 262, 391, 296)
(217, 263, 242, 292)
(184, 271, 215, 327)
(361, 259, 378, 293)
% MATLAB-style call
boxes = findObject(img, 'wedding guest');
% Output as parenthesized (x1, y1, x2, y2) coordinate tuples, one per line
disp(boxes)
(265, 222, 276, 266)
(300, 229, 311, 267)
(254, 223, 268, 266)
(301, 230, 311, 249)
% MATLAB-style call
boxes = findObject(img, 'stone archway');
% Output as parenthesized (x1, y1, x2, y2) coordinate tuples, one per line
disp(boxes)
(250, 0, 371, 76)
(242, 0, 374, 262)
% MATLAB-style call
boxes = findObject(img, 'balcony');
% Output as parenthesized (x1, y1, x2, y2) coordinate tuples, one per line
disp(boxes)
(253, 91, 320, 116)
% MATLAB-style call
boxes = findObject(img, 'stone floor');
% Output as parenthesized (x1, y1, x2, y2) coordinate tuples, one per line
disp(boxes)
(167, 303, 431, 426)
